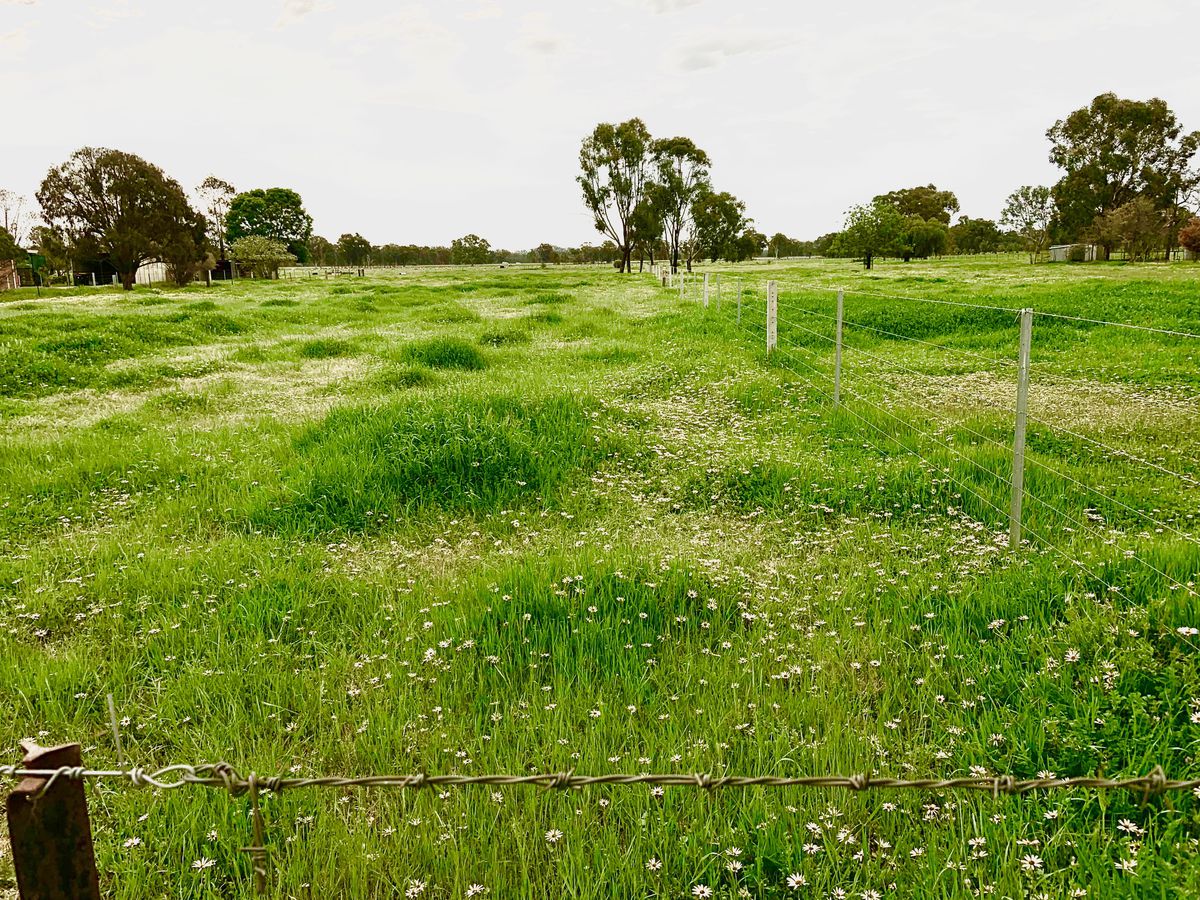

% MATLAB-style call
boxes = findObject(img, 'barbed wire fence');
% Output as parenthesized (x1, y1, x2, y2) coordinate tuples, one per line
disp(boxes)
(4, 266, 1199, 898)
(5, 741, 1199, 900)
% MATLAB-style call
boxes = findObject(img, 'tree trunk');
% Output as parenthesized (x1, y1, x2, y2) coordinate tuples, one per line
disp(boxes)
(864, 252, 873, 270)
(121, 270, 136, 290)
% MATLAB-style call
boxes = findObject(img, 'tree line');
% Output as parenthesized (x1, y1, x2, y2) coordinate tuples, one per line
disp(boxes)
(824, 93, 1200, 268)
(0, 149, 627, 290)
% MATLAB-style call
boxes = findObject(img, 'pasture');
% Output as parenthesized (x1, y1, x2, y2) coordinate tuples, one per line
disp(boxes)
(1, 255, 1199, 899)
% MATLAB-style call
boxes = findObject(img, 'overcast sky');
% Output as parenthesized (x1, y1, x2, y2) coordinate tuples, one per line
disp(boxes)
(3, 0, 1198, 249)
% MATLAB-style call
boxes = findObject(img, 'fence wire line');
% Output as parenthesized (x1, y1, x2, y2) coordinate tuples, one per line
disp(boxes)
(755, 311, 1200, 552)
(729, 311, 1137, 595)
(771, 294, 1200, 419)
(743, 288, 1200, 489)
(4, 763, 1198, 799)
(712, 274, 1200, 340)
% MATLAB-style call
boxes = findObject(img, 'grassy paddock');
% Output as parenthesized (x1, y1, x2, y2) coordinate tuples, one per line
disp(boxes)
(1, 257, 1199, 898)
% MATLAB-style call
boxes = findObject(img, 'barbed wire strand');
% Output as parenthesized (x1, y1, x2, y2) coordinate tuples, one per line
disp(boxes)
(1, 764, 1194, 797)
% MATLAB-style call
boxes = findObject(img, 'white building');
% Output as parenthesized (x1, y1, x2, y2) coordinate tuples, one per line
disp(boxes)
(1048, 244, 1101, 262)
(134, 261, 169, 285)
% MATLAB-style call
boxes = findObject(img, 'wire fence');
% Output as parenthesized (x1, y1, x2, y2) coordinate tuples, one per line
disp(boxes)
(658, 265, 1200, 609)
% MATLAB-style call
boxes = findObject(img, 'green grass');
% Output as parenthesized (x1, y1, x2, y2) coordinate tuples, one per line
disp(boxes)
(1, 257, 1199, 898)
(401, 336, 488, 370)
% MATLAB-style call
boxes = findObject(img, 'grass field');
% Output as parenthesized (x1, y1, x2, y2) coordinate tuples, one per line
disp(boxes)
(2, 255, 1199, 899)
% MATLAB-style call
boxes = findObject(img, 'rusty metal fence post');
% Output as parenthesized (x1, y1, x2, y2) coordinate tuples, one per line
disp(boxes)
(6, 741, 101, 900)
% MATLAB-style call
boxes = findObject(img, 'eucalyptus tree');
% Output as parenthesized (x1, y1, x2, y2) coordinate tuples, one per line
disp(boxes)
(578, 118, 654, 273)
(652, 137, 710, 273)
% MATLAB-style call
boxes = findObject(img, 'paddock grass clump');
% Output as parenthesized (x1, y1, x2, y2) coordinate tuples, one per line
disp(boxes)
(401, 336, 487, 370)
(261, 392, 605, 531)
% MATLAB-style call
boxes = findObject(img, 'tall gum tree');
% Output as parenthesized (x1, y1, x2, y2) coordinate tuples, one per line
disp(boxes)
(652, 137, 710, 273)
(578, 119, 653, 274)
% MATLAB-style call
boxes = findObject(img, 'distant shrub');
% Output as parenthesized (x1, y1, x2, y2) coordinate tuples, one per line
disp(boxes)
(402, 337, 486, 370)
(1068, 244, 1088, 263)
(261, 298, 299, 307)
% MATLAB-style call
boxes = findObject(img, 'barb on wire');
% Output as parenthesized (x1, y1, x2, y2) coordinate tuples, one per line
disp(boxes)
(1, 763, 1196, 797)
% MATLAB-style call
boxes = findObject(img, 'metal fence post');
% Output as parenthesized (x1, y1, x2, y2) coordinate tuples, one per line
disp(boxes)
(6, 741, 101, 900)
(1010, 308, 1033, 548)
(703, 273, 710, 308)
(833, 288, 844, 406)
(766, 281, 777, 355)
(737, 279, 742, 323)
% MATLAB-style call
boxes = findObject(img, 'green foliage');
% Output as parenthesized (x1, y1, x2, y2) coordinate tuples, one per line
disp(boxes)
(1001, 185, 1056, 263)
(874, 184, 960, 224)
(478, 324, 532, 347)
(4, 261, 1200, 898)
(36, 147, 206, 290)
(652, 136, 711, 272)
(578, 118, 654, 273)
(230, 236, 296, 279)
(336, 233, 372, 266)
(691, 190, 749, 263)
(401, 337, 487, 370)
(950, 217, 1004, 254)
(834, 200, 907, 268)
(1048, 93, 1200, 244)
(449, 233, 492, 265)
(225, 187, 313, 261)
(0, 224, 24, 262)
(263, 393, 605, 530)
(298, 338, 356, 359)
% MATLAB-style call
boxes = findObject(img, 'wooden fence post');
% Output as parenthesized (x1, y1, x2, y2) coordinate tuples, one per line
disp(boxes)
(1010, 308, 1033, 548)
(766, 281, 777, 355)
(6, 741, 101, 900)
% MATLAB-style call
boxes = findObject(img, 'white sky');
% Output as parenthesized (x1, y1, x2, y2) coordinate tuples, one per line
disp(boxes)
(3, 0, 1198, 249)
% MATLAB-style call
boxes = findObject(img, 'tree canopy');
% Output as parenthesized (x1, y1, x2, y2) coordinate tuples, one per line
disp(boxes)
(337, 233, 372, 266)
(225, 188, 313, 262)
(450, 233, 492, 265)
(37, 147, 205, 290)
(197, 176, 236, 260)
(834, 201, 906, 269)
(0, 225, 24, 263)
(1047, 93, 1199, 255)
(874, 185, 960, 225)
(231, 235, 295, 278)
(1001, 186, 1055, 263)
(652, 137, 711, 273)
(578, 118, 654, 273)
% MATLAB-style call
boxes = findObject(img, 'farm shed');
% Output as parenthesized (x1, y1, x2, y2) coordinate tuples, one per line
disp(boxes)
(134, 261, 169, 285)
(1049, 243, 1100, 262)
